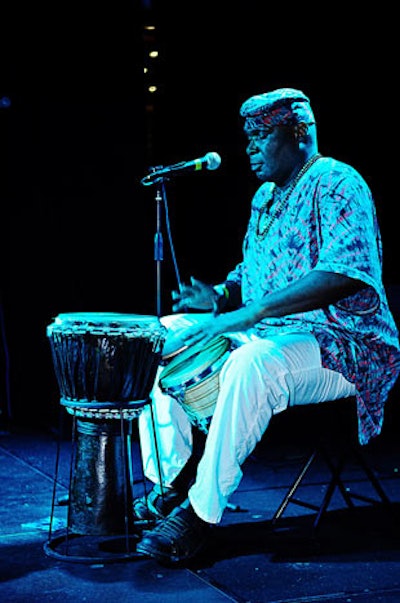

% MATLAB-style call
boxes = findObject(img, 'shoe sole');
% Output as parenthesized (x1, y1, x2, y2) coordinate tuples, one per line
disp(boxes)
(136, 539, 205, 565)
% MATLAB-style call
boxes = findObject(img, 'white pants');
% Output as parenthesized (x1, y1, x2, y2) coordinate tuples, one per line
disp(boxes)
(138, 314, 356, 524)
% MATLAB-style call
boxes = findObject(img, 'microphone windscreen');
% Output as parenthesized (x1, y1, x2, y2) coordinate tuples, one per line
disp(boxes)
(205, 152, 222, 171)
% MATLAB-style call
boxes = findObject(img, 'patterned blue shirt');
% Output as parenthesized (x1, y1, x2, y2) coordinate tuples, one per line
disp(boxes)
(226, 156, 400, 444)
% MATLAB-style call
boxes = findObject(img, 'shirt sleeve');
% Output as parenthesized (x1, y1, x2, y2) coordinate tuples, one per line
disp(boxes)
(313, 164, 383, 314)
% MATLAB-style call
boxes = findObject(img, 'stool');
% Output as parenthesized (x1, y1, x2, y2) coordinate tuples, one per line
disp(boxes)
(269, 399, 392, 535)
(44, 312, 166, 563)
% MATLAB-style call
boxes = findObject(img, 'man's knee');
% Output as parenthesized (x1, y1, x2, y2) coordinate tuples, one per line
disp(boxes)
(222, 340, 280, 376)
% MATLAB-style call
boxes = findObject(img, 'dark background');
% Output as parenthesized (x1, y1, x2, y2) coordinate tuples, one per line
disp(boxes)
(1, 1, 398, 428)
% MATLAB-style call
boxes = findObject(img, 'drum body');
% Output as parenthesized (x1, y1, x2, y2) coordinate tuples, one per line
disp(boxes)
(47, 312, 166, 418)
(46, 312, 166, 537)
(159, 335, 231, 432)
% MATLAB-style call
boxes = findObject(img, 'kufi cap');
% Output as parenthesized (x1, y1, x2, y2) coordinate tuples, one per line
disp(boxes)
(240, 88, 315, 130)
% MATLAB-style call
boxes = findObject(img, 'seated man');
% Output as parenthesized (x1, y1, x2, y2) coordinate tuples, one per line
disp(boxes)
(135, 87, 400, 565)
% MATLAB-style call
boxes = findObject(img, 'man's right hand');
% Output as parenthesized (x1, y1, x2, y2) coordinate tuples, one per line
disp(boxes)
(172, 277, 216, 312)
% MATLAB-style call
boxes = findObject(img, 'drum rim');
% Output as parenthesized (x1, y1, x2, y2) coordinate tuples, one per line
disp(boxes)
(47, 312, 166, 336)
(51, 312, 161, 323)
(161, 344, 188, 361)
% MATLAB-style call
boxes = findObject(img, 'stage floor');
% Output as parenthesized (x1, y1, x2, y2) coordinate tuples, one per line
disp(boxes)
(1, 404, 400, 603)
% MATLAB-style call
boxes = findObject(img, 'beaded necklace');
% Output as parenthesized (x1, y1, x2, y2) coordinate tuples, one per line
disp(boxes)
(256, 153, 322, 239)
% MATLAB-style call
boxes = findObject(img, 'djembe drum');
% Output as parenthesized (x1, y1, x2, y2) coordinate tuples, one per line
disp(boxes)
(159, 335, 232, 433)
(45, 312, 166, 561)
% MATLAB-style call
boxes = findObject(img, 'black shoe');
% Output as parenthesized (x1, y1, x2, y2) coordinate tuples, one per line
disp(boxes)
(133, 484, 186, 521)
(136, 500, 210, 564)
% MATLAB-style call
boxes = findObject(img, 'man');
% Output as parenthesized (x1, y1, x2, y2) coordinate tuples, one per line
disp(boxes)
(135, 88, 400, 564)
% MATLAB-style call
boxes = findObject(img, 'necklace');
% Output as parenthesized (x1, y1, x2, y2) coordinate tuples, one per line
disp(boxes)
(256, 153, 322, 239)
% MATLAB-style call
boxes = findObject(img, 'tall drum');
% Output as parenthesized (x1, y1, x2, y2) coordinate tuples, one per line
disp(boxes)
(45, 312, 166, 561)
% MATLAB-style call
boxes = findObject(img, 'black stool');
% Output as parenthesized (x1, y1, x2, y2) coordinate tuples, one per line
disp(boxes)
(269, 398, 392, 535)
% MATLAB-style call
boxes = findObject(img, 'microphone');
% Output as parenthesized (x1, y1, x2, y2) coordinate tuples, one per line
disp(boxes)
(141, 151, 221, 186)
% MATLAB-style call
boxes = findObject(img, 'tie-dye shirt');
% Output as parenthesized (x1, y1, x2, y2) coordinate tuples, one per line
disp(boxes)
(225, 156, 400, 445)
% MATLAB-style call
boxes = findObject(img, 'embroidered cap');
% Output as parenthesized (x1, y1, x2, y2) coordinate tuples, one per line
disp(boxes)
(240, 87, 315, 131)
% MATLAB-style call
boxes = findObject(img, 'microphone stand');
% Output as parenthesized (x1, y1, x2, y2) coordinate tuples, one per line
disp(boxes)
(148, 174, 183, 318)
(154, 183, 164, 318)
(141, 151, 221, 317)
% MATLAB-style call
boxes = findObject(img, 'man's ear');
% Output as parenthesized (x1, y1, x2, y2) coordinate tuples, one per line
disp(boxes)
(293, 121, 309, 142)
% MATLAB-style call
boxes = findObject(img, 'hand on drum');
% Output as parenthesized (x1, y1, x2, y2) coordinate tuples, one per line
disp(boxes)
(180, 320, 221, 348)
(179, 309, 249, 348)
(179, 302, 262, 348)
(172, 277, 217, 313)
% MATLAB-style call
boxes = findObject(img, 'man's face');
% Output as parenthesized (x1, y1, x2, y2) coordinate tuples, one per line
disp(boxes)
(244, 124, 297, 185)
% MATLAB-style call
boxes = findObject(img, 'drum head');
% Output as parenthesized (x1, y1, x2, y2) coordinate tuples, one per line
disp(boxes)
(160, 336, 230, 389)
(47, 312, 165, 337)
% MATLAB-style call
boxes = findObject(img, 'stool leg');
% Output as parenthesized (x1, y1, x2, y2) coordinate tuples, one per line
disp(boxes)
(311, 449, 351, 532)
(271, 449, 318, 524)
(349, 446, 391, 505)
(318, 447, 355, 508)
